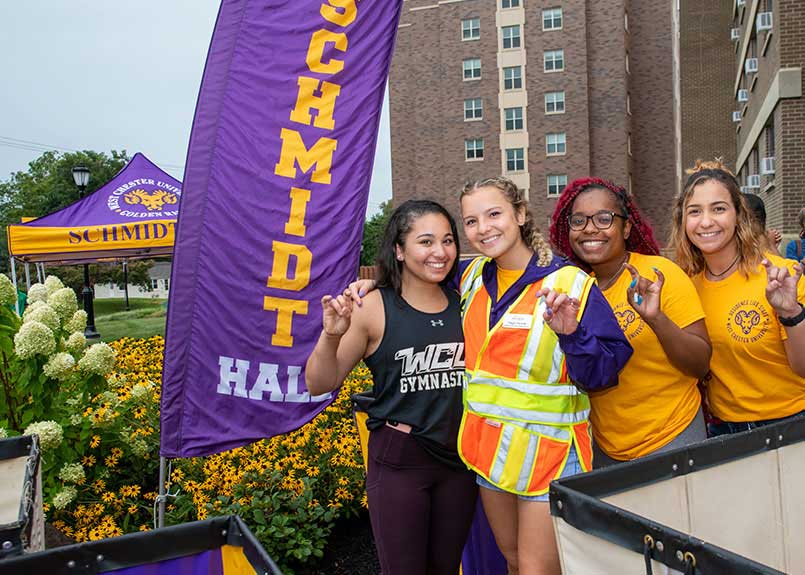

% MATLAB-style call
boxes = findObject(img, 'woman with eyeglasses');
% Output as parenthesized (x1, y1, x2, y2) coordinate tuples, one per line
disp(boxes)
(550, 178, 712, 467)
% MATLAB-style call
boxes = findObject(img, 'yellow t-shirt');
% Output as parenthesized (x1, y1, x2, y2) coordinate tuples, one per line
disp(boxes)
(693, 253, 805, 422)
(590, 253, 704, 460)
(496, 266, 524, 299)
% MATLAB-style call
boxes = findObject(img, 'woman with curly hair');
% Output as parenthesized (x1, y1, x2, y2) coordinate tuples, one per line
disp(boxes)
(670, 160, 805, 436)
(549, 177, 711, 467)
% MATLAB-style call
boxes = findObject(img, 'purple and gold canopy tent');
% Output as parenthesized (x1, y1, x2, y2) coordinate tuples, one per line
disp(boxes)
(7, 152, 181, 265)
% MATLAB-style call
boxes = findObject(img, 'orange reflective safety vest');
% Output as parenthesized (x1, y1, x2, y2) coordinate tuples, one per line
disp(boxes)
(457, 257, 595, 496)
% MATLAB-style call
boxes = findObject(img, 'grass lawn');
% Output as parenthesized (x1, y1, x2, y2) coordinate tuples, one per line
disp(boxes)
(93, 298, 167, 342)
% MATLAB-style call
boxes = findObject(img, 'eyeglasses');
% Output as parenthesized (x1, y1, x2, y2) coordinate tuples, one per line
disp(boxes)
(567, 211, 628, 231)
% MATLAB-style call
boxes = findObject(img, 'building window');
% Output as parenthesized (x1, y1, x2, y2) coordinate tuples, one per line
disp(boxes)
(627, 133, 632, 156)
(546, 132, 566, 155)
(506, 148, 525, 172)
(463, 58, 481, 80)
(544, 50, 565, 72)
(624, 11, 629, 31)
(503, 66, 522, 90)
(502, 25, 521, 49)
(547, 174, 567, 196)
(462, 18, 480, 41)
(625, 52, 630, 73)
(626, 93, 631, 114)
(504, 107, 524, 130)
(464, 98, 483, 120)
(465, 138, 484, 160)
(545, 91, 565, 114)
(502, 0, 520, 7)
(766, 121, 776, 157)
(543, 8, 563, 30)
(151, 279, 159, 290)
(164, 278, 170, 291)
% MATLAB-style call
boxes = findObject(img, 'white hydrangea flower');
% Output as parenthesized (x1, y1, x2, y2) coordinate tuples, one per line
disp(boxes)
(65, 332, 86, 353)
(27, 283, 48, 304)
(43, 352, 75, 381)
(43, 276, 65, 296)
(58, 462, 85, 484)
(0, 274, 17, 307)
(130, 381, 154, 401)
(22, 300, 46, 318)
(69, 413, 82, 426)
(22, 304, 60, 333)
(0, 428, 7, 439)
(14, 321, 56, 359)
(78, 342, 116, 375)
(48, 287, 78, 322)
(24, 421, 63, 451)
(52, 485, 77, 510)
(64, 310, 88, 334)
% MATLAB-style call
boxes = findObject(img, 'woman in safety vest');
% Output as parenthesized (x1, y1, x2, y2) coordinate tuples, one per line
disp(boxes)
(669, 160, 805, 436)
(456, 177, 631, 575)
(549, 178, 711, 467)
(348, 178, 632, 574)
(306, 200, 477, 575)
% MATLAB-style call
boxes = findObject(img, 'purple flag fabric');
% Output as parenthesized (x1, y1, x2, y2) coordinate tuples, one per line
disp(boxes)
(160, 0, 403, 457)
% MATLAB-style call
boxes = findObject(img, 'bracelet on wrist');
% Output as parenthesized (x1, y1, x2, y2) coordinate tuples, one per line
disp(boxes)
(779, 303, 805, 327)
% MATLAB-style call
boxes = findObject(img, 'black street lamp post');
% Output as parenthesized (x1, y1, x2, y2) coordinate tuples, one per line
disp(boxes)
(71, 166, 100, 339)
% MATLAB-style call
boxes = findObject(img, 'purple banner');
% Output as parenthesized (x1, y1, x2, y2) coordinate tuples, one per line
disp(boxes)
(160, 0, 402, 457)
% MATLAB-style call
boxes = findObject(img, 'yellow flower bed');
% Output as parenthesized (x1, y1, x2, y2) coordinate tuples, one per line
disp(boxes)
(51, 336, 371, 568)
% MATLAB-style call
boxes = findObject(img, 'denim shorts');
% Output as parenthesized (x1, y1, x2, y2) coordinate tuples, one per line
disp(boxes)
(708, 410, 805, 437)
(475, 446, 582, 502)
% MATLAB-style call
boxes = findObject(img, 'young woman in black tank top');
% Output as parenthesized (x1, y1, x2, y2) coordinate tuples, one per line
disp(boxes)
(306, 200, 477, 575)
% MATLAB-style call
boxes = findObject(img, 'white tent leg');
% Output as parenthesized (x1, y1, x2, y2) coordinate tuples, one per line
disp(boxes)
(24, 263, 31, 290)
(10, 258, 19, 316)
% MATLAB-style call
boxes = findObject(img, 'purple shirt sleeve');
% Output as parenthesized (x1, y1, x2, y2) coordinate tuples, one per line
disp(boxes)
(556, 285, 632, 391)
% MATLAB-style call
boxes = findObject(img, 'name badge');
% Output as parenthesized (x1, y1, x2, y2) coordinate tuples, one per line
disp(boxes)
(502, 313, 532, 329)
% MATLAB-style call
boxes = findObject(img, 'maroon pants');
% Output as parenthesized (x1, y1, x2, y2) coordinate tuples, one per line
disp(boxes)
(366, 425, 478, 575)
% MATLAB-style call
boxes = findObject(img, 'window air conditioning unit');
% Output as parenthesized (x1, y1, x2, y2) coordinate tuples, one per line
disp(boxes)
(747, 174, 761, 188)
(740, 186, 751, 194)
(761, 157, 776, 175)
(745, 58, 758, 74)
(731, 28, 741, 41)
(756, 12, 773, 32)
(732, 111, 742, 122)
(738, 89, 749, 102)
(736, 0, 745, 7)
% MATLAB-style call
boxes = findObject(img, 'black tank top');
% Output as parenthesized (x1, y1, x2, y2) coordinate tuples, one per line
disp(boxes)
(364, 287, 466, 468)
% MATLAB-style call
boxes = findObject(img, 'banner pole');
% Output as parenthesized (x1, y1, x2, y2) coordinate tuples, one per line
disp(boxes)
(24, 262, 31, 290)
(158, 456, 166, 528)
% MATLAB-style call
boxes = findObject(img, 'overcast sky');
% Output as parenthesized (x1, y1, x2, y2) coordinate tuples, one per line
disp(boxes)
(0, 1, 392, 216)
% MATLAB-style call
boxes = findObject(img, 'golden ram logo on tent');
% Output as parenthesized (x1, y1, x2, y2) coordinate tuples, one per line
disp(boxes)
(123, 189, 179, 211)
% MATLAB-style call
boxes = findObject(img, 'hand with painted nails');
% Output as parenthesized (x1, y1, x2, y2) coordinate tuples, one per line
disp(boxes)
(625, 263, 664, 321)
(345, 279, 377, 307)
(536, 287, 580, 335)
(762, 259, 803, 318)
(321, 290, 355, 337)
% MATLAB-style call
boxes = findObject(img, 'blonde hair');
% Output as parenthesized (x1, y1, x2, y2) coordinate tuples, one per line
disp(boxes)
(669, 159, 764, 277)
(461, 177, 553, 266)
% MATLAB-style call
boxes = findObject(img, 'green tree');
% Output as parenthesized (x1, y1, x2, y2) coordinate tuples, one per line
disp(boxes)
(48, 260, 156, 294)
(360, 200, 392, 266)
(0, 150, 130, 273)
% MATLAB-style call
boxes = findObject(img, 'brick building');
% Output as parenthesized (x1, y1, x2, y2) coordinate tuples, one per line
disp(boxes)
(388, 0, 738, 249)
(729, 0, 804, 234)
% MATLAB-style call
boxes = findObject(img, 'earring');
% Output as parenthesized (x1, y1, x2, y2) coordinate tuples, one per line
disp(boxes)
(397, 255, 404, 261)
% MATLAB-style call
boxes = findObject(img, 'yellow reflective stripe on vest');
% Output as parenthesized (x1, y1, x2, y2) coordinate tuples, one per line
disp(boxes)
(460, 256, 488, 315)
(470, 374, 580, 396)
(467, 400, 590, 425)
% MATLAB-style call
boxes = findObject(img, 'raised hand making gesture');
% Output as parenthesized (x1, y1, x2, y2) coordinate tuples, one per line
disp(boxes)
(537, 287, 580, 335)
(763, 258, 803, 319)
(624, 263, 664, 321)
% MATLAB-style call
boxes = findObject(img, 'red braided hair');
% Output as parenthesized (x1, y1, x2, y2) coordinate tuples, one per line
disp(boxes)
(548, 177, 660, 271)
